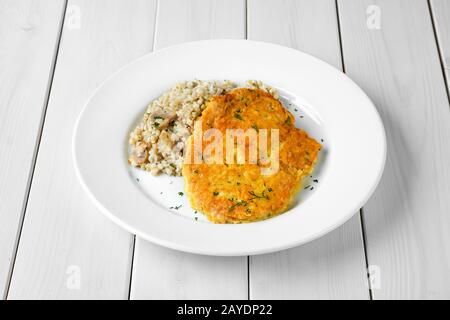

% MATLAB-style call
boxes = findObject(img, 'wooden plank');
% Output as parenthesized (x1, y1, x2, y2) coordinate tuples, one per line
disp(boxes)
(430, 0, 450, 96)
(153, 0, 246, 49)
(247, 0, 369, 299)
(130, 0, 248, 300)
(7, 0, 157, 299)
(0, 0, 66, 298)
(131, 240, 248, 299)
(338, 0, 450, 299)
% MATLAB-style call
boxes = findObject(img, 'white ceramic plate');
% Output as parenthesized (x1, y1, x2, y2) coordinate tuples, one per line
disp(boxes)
(73, 40, 386, 256)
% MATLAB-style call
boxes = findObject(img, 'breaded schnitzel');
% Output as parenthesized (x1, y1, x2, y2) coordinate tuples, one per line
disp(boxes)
(183, 88, 321, 223)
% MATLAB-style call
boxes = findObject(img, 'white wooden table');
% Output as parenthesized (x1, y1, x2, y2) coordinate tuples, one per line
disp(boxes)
(1, 0, 450, 300)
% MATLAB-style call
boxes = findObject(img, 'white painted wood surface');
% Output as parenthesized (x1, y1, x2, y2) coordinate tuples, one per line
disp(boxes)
(247, 0, 369, 299)
(130, 0, 248, 300)
(153, 0, 246, 49)
(0, 0, 66, 298)
(131, 240, 248, 299)
(2, 0, 450, 300)
(338, 0, 450, 299)
(431, 0, 450, 95)
(7, 0, 157, 299)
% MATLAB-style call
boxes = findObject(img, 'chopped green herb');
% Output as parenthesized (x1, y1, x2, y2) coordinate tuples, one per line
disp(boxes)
(268, 187, 273, 192)
(304, 185, 311, 190)
(234, 112, 243, 120)
(170, 163, 176, 169)
(229, 200, 248, 212)
(285, 117, 292, 125)
(178, 192, 184, 196)
(313, 179, 318, 183)
(248, 191, 269, 200)
(195, 217, 198, 221)
(251, 124, 259, 132)
(213, 191, 219, 196)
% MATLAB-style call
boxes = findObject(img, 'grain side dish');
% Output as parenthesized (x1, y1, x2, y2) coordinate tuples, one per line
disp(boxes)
(128, 80, 277, 175)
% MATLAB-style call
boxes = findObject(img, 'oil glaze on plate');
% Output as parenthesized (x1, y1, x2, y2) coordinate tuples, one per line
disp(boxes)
(73, 40, 386, 256)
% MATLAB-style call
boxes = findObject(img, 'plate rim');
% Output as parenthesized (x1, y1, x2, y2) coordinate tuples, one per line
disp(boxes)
(72, 39, 387, 256)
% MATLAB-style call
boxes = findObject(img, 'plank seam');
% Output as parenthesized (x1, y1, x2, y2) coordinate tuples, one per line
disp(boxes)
(427, 0, 450, 107)
(127, 0, 159, 300)
(127, 235, 136, 300)
(4, 0, 69, 300)
(247, 256, 250, 300)
(245, 0, 248, 40)
(245, 0, 251, 301)
(359, 209, 373, 300)
(335, 0, 372, 300)
(152, 0, 161, 52)
(334, 0, 346, 73)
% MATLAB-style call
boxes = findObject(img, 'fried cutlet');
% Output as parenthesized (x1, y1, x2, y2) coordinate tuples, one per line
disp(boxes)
(183, 88, 321, 223)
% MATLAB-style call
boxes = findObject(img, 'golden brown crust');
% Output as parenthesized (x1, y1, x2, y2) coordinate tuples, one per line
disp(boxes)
(183, 88, 321, 223)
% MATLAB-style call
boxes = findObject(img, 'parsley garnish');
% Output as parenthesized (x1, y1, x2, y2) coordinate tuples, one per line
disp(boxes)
(229, 200, 248, 212)
(285, 117, 292, 125)
(248, 191, 269, 200)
